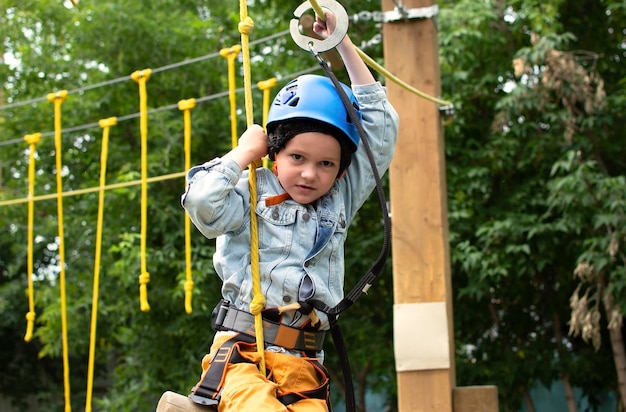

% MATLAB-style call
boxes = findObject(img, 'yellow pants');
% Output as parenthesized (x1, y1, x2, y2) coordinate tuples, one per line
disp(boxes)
(197, 333, 329, 412)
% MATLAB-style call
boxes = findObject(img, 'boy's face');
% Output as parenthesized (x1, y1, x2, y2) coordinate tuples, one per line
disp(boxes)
(275, 131, 342, 204)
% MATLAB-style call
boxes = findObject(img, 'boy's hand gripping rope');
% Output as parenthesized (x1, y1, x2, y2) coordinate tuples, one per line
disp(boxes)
(290, 0, 350, 52)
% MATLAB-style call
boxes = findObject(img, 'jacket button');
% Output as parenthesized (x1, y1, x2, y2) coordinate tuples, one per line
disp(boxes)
(283, 296, 292, 303)
(272, 210, 279, 219)
(302, 213, 311, 222)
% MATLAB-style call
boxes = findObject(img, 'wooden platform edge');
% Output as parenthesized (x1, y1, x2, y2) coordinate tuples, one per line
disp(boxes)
(453, 385, 499, 412)
(156, 391, 210, 412)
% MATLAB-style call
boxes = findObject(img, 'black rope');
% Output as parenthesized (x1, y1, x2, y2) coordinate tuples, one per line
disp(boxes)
(305, 45, 393, 412)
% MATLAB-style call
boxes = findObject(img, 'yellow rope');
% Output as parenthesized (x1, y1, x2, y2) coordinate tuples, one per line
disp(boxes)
(131, 69, 152, 312)
(220, 46, 243, 149)
(308, 0, 454, 108)
(178, 98, 197, 314)
(256, 77, 277, 168)
(46, 90, 72, 412)
(355, 47, 453, 107)
(0, 171, 187, 207)
(85, 116, 116, 412)
(238, 0, 266, 375)
(23, 132, 41, 343)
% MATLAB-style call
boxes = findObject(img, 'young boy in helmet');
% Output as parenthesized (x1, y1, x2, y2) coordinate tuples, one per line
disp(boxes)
(181, 10, 398, 412)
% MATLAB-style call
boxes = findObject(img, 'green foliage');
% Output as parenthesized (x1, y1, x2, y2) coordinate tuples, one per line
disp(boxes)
(2, 0, 626, 411)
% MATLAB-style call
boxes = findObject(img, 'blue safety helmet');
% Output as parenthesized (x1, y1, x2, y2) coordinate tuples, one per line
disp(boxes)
(266, 75, 361, 153)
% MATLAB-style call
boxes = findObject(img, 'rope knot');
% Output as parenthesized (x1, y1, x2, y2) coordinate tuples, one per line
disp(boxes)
(238, 16, 254, 35)
(249, 294, 266, 316)
(138, 272, 150, 284)
(184, 280, 194, 292)
(24, 133, 42, 145)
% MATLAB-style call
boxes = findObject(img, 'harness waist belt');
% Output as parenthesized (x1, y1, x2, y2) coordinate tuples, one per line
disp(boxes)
(213, 301, 326, 352)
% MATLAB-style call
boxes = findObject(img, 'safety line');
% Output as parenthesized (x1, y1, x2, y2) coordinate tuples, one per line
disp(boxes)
(238, 0, 266, 376)
(85, 116, 116, 412)
(47, 89, 72, 412)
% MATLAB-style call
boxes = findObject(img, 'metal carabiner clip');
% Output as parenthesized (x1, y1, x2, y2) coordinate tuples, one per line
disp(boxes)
(290, 0, 350, 53)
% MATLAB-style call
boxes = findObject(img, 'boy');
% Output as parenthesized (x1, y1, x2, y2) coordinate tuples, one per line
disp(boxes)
(181, 10, 399, 411)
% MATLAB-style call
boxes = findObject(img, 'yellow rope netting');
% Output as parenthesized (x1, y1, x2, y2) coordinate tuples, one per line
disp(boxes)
(23, 132, 41, 343)
(85, 116, 116, 412)
(131, 69, 152, 312)
(46, 90, 72, 412)
(238, 0, 266, 375)
(178, 98, 197, 314)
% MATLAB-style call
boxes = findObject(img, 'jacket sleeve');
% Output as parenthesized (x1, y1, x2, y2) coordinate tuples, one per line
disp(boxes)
(180, 157, 250, 239)
(341, 81, 399, 221)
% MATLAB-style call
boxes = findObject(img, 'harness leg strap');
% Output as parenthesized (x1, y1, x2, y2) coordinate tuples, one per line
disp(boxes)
(189, 334, 255, 407)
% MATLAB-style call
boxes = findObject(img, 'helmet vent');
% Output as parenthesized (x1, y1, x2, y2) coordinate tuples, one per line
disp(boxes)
(287, 97, 300, 107)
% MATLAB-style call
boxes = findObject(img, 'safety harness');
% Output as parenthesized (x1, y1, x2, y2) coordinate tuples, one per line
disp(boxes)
(189, 300, 332, 409)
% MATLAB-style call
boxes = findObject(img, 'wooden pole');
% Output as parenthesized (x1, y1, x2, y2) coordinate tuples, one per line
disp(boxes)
(382, 1, 455, 411)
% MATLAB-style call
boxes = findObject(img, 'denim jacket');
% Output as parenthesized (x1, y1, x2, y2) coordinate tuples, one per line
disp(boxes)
(181, 82, 399, 330)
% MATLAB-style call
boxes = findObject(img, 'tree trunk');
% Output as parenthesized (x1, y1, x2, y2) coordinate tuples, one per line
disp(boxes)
(523, 387, 536, 412)
(603, 295, 626, 408)
(552, 312, 578, 412)
(561, 374, 578, 412)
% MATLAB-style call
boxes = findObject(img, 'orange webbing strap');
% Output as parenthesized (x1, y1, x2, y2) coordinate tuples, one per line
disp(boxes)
(220, 45, 242, 149)
(23, 132, 41, 343)
(178, 98, 196, 314)
(85, 116, 117, 412)
(190, 334, 256, 406)
(46, 90, 72, 412)
(256, 77, 277, 168)
(131, 69, 152, 312)
(238, 0, 266, 375)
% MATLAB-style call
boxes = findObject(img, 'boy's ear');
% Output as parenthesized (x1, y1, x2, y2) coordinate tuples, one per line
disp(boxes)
(271, 157, 278, 176)
(336, 171, 346, 180)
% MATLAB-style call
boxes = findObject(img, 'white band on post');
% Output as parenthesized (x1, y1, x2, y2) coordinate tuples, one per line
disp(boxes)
(394, 302, 450, 372)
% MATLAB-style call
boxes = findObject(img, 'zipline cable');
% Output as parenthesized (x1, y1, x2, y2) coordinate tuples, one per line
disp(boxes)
(0, 66, 321, 149)
(0, 29, 291, 112)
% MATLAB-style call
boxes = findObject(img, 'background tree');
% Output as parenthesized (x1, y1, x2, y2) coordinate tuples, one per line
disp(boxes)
(1, 1, 625, 412)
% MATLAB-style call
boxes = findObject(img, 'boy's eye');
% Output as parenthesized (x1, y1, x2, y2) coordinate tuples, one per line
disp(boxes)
(321, 160, 334, 167)
(291, 154, 303, 161)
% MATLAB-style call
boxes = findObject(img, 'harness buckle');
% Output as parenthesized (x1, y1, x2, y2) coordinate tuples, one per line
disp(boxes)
(290, 0, 350, 53)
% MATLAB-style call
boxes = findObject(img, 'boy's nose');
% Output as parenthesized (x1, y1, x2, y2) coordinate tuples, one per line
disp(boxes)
(301, 165, 316, 180)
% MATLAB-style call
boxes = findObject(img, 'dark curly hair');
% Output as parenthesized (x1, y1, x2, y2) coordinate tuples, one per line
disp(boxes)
(267, 119, 354, 177)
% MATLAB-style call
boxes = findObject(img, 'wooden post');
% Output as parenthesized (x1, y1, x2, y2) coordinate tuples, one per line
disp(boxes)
(382, 1, 455, 411)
